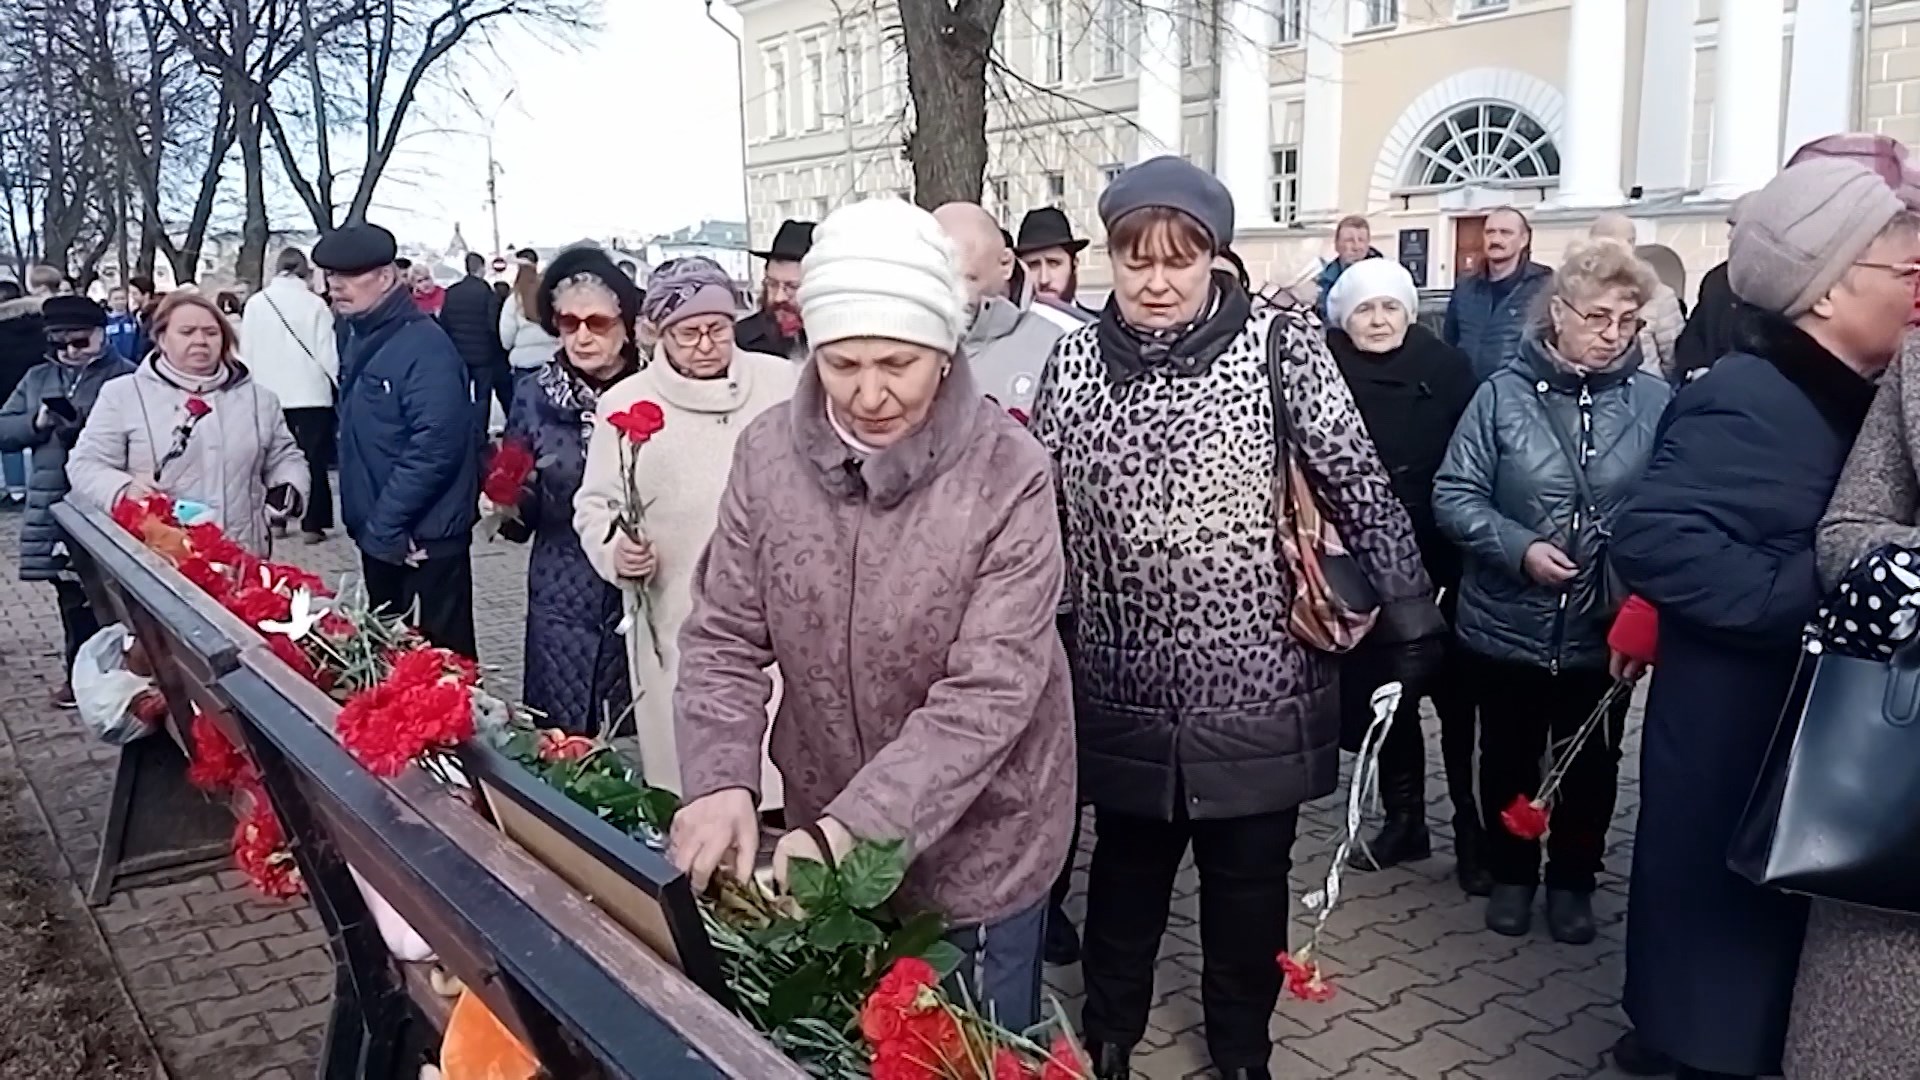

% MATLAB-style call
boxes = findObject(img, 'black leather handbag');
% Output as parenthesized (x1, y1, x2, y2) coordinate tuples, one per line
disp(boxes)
(1729, 645, 1920, 914)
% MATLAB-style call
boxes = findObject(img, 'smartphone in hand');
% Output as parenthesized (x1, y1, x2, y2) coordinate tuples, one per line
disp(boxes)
(43, 396, 76, 422)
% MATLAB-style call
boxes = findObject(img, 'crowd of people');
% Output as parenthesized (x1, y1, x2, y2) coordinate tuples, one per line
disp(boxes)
(4, 127, 1920, 1080)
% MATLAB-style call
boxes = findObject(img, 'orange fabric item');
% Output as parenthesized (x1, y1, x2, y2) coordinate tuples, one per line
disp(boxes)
(440, 991, 538, 1080)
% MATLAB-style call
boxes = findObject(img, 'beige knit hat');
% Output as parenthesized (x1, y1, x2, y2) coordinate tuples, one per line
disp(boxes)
(799, 199, 968, 354)
(1729, 158, 1905, 318)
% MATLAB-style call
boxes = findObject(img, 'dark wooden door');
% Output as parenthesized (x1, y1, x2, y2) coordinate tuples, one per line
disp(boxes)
(1454, 215, 1487, 279)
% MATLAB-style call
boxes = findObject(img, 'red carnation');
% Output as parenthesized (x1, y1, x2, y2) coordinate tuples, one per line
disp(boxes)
(177, 556, 232, 600)
(992, 1047, 1036, 1080)
(536, 729, 596, 762)
(186, 522, 248, 568)
(262, 561, 328, 596)
(231, 789, 301, 899)
(224, 585, 293, 626)
(1041, 1036, 1089, 1080)
(183, 396, 211, 419)
(1501, 795, 1551, 840)
(336, 674, 474, 777)
(607, 400, 666, 444)
(482, 437, 537, 506)
(186, 711, 248, 792)
(265, 634, 329, 689)
(1279, 952, 1336, 1003)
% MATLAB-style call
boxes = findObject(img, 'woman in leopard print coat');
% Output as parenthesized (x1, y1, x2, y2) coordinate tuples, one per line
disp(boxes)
(1028, 157, 1442, 1080)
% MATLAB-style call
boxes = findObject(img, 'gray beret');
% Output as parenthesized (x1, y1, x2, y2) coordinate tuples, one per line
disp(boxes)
(1730, 158, 1904, 319)
(1097, 156, 1235, 253)
(312, 223, 400, 274)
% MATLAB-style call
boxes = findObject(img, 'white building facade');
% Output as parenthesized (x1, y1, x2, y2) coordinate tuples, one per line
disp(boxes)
(732, 0, 1920, 300)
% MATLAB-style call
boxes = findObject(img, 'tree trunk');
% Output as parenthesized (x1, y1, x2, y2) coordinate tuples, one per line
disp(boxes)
(899, 0, 1002, 208)
(235, 87, 269, 286)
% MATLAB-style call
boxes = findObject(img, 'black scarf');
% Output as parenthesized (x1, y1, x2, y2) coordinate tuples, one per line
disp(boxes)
(1096, 270, 1252, 384)
(1733, 311, 1877, 440)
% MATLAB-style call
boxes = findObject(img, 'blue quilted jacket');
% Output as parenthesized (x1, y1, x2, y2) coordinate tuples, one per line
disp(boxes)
(1444, 262, 1553, 382)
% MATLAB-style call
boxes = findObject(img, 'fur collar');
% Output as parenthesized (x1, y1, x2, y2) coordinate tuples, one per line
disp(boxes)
(1734, 311, 1876, 438)
(790, 352, 983, 510)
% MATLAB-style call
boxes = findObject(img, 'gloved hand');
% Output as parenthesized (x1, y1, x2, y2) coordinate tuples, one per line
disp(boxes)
(1384, 634, 1445, 689)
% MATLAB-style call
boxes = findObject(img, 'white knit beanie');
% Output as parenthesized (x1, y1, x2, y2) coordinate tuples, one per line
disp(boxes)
(1327, 257, 1418, 332)
(799, 199, 968, 354)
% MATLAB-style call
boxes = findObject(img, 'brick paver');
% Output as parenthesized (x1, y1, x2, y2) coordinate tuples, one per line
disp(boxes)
(0, 509, 1647, 1077)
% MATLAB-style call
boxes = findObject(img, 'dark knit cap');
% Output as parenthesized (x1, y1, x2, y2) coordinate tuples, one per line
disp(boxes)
(41, 295, 107, 331)
(536, 245, 644, 337)
(1097, 156, 1235, 252)
(312, 224, 399, 274)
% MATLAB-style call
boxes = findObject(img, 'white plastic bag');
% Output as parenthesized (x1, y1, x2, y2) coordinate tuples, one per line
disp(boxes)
(72, 624, 157, 746)
(348, 863, 435, 962)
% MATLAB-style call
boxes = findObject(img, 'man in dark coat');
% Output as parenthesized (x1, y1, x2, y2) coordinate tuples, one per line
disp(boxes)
(440, 251, 509, 435)
(1610, 158, 1915, 1079)
(734, 220, 812, 359)
(317, 223, 481, 658)
(0, 296, 134, 705)
(1443, 207, 1553, 382)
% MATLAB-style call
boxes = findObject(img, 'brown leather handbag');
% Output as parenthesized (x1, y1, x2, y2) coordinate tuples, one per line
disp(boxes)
(1267, 328, 1381, 652)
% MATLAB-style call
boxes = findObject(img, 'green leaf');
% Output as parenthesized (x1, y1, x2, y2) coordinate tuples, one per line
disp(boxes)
(836, 838, 907, 911)
(765, 958, 829, 1026)
(786, 856, 839, 914)
(919, 939, 965, 978)
(636, 787, 681, 831)
(807, 909, 886, 951)
(882, 910, 948, 964)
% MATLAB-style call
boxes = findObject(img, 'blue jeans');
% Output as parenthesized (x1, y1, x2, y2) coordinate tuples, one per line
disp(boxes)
(2, 449, 25, 496)
(944, 898, 1046, 1031)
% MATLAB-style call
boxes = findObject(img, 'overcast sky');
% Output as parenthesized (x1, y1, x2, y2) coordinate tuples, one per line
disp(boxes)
(373, 1, 748, 251)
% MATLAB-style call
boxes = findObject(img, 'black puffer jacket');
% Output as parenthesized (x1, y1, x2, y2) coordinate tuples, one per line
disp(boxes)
(0, 349, 135, 580)
(1434, 332, 1669, 672)
(1328, 323, 1477, 591)
(0, 296, 47, 407)
(439, 274, 505, 371)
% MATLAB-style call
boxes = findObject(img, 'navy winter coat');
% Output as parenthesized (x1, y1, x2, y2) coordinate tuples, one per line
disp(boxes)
(500, 363, 630, 735)
(1443, 262, 1553, 382)
(1610, 317, 1873, 1076)
(1434, 333, 1668, 672)
(439, 274, 506, 372)
(0, 349, 134, 580)
(336, 285, 478, 563)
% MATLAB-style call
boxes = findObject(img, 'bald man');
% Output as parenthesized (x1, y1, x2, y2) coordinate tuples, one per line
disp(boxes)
(933, 203, 1066, 414)
(1587, 213, 1682, 376)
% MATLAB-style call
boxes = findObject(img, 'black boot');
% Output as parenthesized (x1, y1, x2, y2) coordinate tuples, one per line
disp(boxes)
(1084, 1041, 1133, 1080)
(1352, 697, 1431, 871)
(1544, 888, 1596, 945)
(1218, 1067, 1272, 1080)
(1453, 814, 1494, 897)
(1044, 903, 1081, 966)
(1610, 1030, 1677, 1076)
(1485, 884, 1534, 936)
(1352, 811, 1431, 871)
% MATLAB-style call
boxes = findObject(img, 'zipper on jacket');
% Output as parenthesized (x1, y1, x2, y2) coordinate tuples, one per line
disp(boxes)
(844, 503, 868, 766)
(1550, 381, 1598, 674)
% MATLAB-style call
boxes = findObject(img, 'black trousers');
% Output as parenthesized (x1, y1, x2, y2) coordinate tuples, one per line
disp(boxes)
(1081, 805, 1299, 1069)
(54, 579, 99, 671)
(283, 407, 335, 533)
(1473, 651, 1629, 892)
(1340, 635, 1477, 821)
(1050, 610, 1083, 914)
(361, 550, 478, 660)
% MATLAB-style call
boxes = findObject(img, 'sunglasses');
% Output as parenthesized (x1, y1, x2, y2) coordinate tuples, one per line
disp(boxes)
(47, 333, 93, 353)
(556, 312, 623, 336)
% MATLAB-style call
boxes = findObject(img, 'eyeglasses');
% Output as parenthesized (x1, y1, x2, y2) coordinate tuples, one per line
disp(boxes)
(667, 322, 734, 349)
(762, 277, 800, 299)
(555, 312, 623, 336)
(1558, 298, 1643, 336)
(1855, 261, 1920, 283)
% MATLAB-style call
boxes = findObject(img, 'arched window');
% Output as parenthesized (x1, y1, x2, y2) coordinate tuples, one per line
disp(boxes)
(1403, 101, 1561, 189)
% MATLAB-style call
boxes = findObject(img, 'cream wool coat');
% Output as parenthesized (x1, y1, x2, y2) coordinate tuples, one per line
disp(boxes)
(574, 347, 797, 800)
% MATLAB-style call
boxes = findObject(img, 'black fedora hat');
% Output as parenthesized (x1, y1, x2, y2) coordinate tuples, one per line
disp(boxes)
(1013, 207, 1089, 256)
(751, 219, 816, 261)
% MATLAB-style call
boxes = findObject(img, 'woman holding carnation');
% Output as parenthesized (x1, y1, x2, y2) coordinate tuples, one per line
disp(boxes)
(575, 257, 796, 796)
(495, 246, 640, 735)
(666, 199, 1075, 1030)
(68, 291, 308, 557)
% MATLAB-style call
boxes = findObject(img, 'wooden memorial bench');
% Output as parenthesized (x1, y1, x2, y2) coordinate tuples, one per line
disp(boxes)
(55, 501, 808, 1080)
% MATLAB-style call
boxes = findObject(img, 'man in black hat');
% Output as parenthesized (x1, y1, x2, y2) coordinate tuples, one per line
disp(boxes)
(1014, 207, 1094, 316)
(735, 219, 814, 360)
(0, 294, 134, 705)
(313, 222, 480, 659)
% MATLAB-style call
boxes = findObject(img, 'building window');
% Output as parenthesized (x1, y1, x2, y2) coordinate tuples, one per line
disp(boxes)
(884, 36, 908, 112)
(815, 196, 831, 220)
(764, 48, 788, 138)
(1273, 0, 1303, 44)
(1045, 170, 1066, 203)
(846, 37, 867, 124)
(1403, 101, 1561, 189)
(990, 177, 1012, 225)
(1270, 146, 1300, 224)
(1456, 0, 1506, 13)
(1041, 0, 1065, 84)
(1101, 162, 1125, 186)
(1178, 0, 1211, 68)
(1095, 0, 1134, 78)
(803, 42, 826, 130)
(1361, 0, 1398, 30)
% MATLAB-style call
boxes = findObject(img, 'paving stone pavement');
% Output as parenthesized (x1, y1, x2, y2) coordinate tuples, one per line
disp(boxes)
(0, 507, 1650, 1078)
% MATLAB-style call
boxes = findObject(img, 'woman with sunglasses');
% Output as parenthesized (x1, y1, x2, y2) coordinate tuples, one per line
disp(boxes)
(575, 257, 797, 795)
(1433, 238, 1669, 944)
(493, 247, 643, 735)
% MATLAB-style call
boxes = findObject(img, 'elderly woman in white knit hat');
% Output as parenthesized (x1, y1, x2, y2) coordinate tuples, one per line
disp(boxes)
(1323, 259, 1484, 889)
(665, 198, 1076, 1028)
